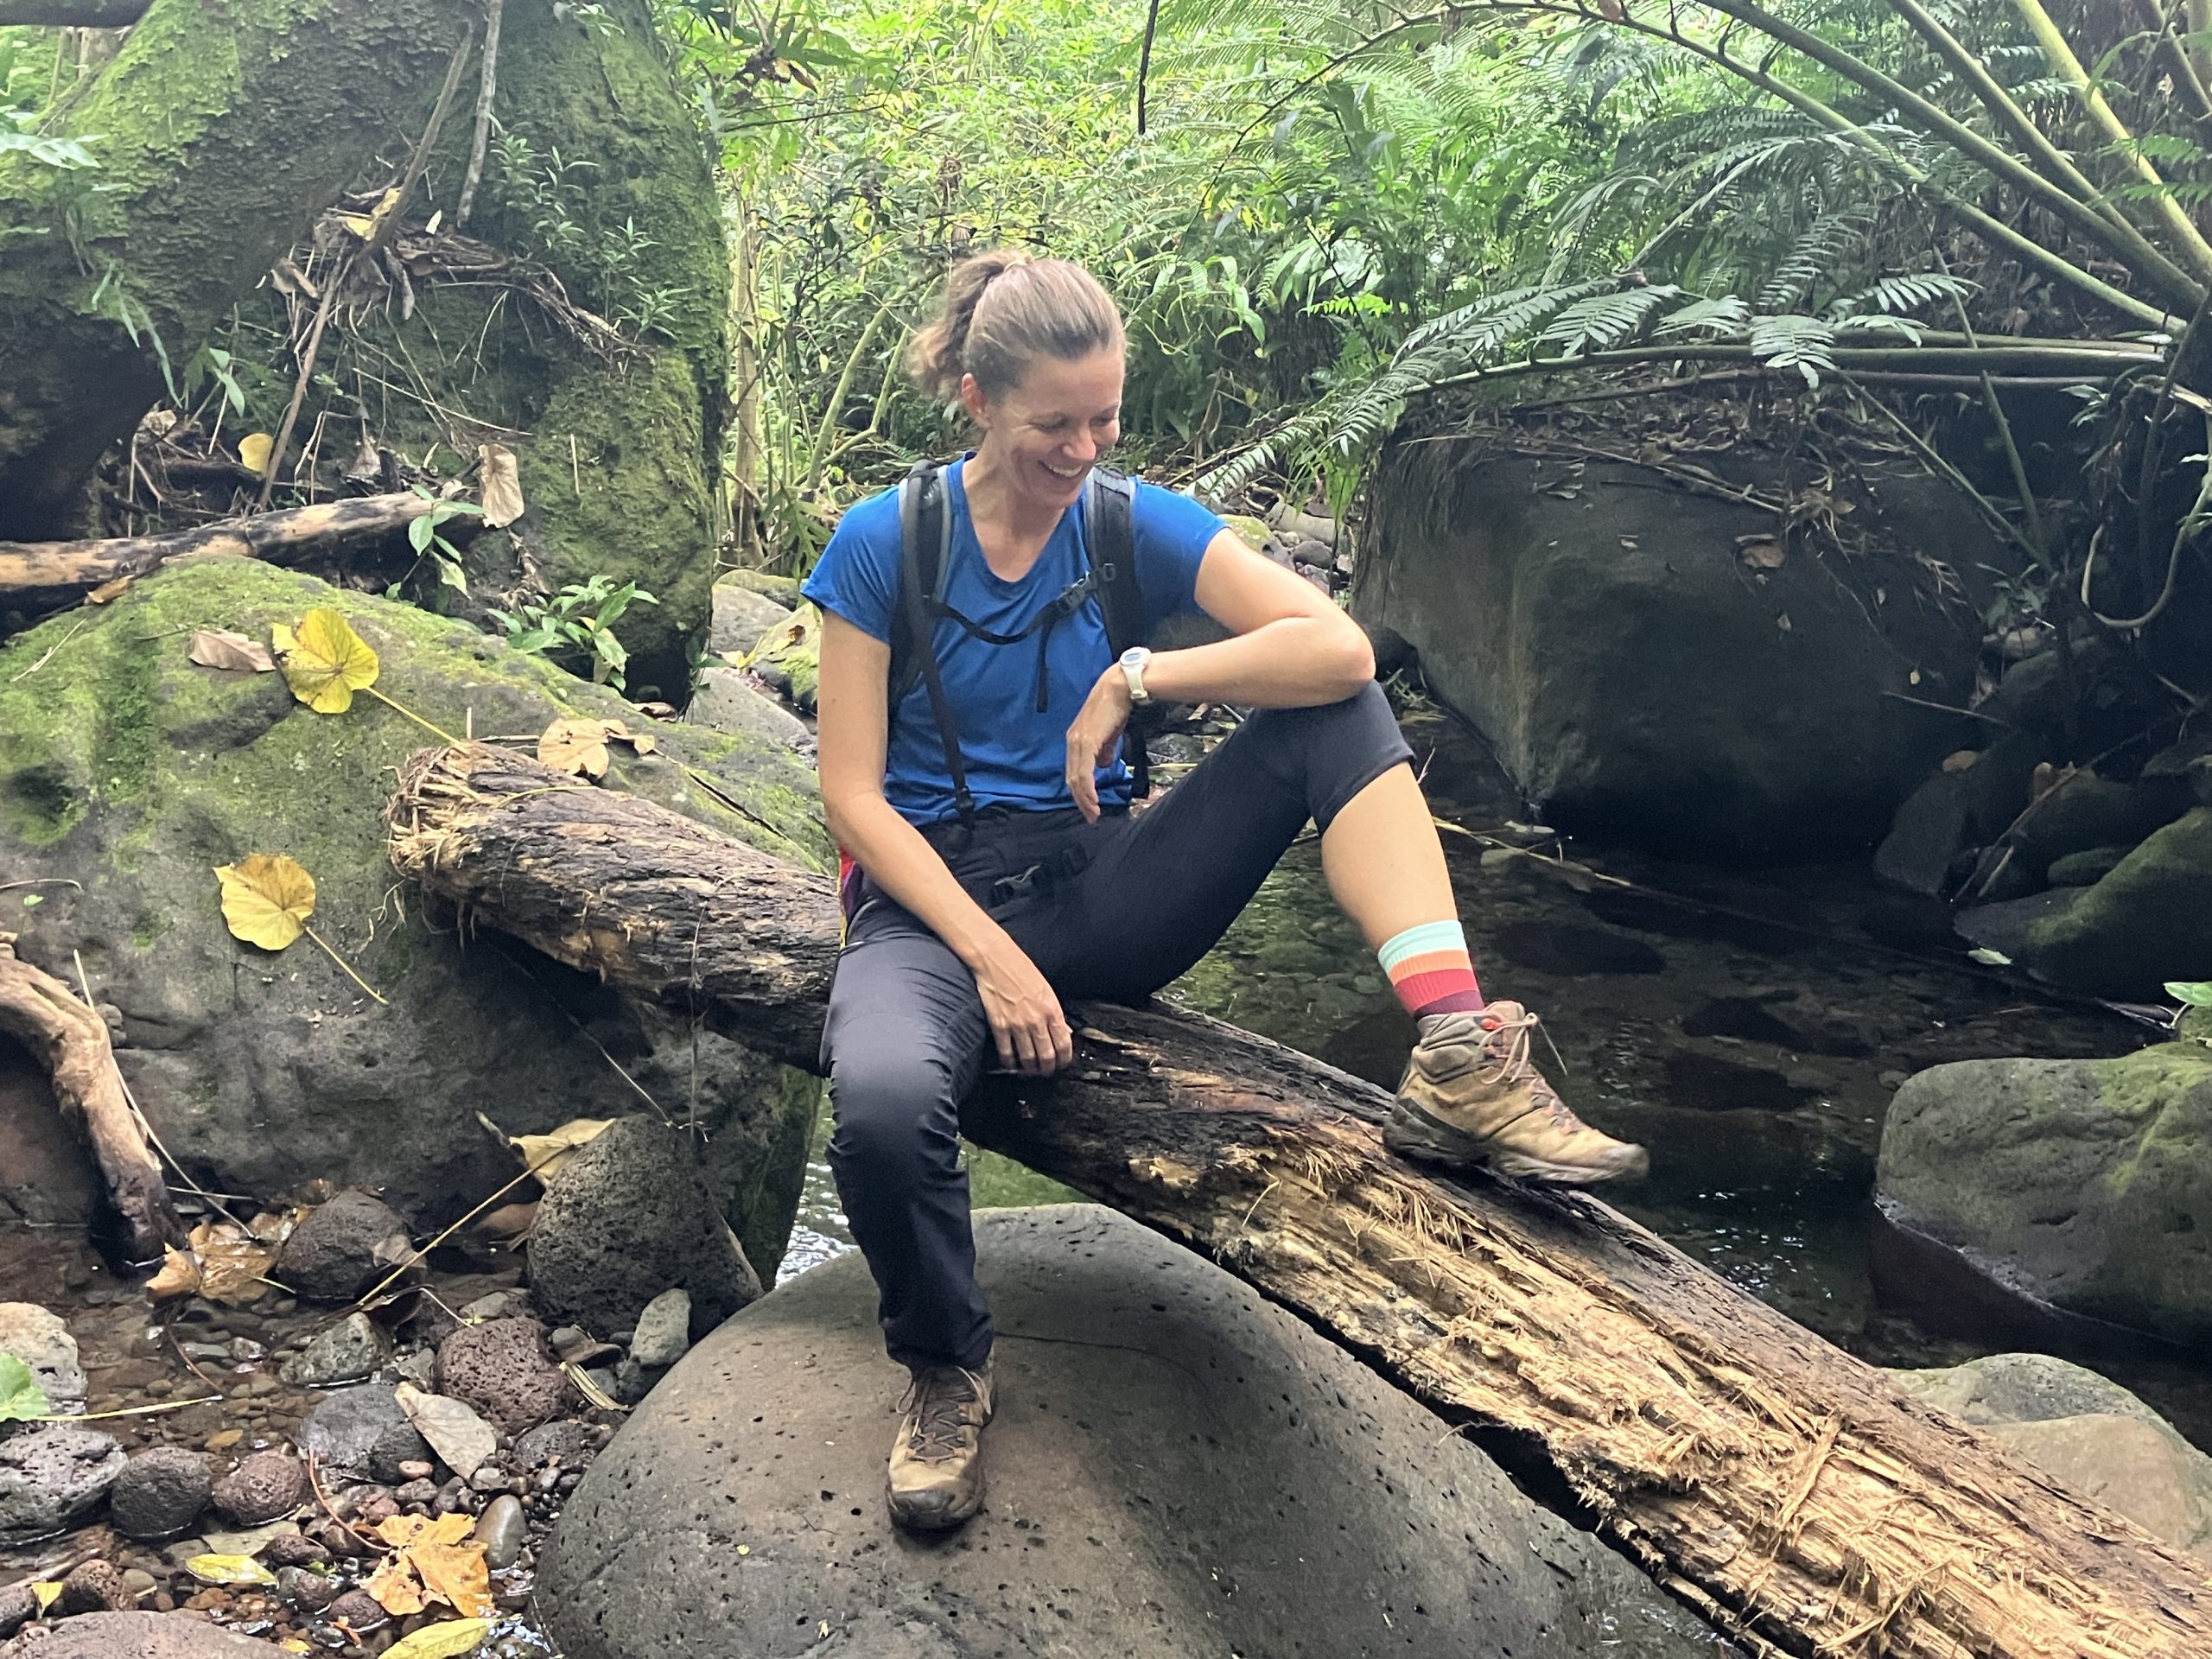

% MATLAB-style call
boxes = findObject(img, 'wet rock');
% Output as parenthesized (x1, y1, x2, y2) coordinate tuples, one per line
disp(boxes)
(278, 1313, 385, 1388)
(436, 1317, 572, 1436)
(276, 1567, 340, 1612)
(1491, 919, 1663, 976)
(686, 666, 810, 746)
(110, 1446, 213, 1540)
(707, 582, 793, 658)
(457, 1290, 531, 1323)
(512, 1421, 596, 1471)
(0, 1424, 125, 1539)
(55, 1558, 132, 1615)
(474, 1492, 526, 1571)
(322, 1588, 387, 1631)
(1878, 1046, 2212, 1344)
(2046, 844, 2132, 887)
(528, 1116, 762, 1338)
(395, 1477, 440, 1508)
(0, 1588, 28, 1642)
(396, 1385, 496, 1481)
(210, 1452, 308, 1527)
(1890, 1353, 2212, 1558)
(261, 1532, 326, 1568)
(276, 1192, 410, 1304)
(0, 1303, 85, 1413)
(2010, 808, 2212, 995)
(0, 1611, 281, 1656)
(298, 1385, 410, 1478)
(540, 1204, 1729, 1659)
(627, 1288, 691, 1370)
(1873, 734, 2045, 898)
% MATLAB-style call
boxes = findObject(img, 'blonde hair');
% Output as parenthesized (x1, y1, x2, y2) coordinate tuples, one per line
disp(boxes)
(906, 250, 1125, 403)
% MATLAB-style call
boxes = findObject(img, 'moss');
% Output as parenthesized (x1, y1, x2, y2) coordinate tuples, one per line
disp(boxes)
(2024, 809, 2212, 997)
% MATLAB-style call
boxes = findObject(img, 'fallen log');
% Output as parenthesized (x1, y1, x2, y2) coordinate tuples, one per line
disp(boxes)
(0, 492, 437, 612)
(0, 940, 179, 1262)
(387, 741, 2212, 1659)
(0, 0, 147, 22)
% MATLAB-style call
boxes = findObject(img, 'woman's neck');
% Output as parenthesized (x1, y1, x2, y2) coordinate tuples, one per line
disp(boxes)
(962, 444, 1065, 550)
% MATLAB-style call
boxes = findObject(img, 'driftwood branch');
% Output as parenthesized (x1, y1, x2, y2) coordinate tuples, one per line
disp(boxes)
(0, 940, 180, 1262)
(0, 491, 438, 612)
(386, 742, 2212, 1659)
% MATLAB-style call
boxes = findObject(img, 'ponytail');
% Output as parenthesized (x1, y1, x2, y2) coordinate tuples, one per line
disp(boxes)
(906, 251, 1123, 404)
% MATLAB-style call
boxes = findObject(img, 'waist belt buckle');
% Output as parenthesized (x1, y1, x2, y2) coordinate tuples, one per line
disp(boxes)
(988, 862, 1043, 906)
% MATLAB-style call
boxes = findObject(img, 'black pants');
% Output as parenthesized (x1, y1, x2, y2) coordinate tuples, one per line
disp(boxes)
(822, 682, 1413, 1371)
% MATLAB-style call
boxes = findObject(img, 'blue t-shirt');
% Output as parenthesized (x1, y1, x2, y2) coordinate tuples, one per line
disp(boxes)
(802, 461, 1224, 825)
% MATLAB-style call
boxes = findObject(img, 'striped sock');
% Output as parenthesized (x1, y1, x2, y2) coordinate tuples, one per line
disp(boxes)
(1377, 920, 1484, 1018)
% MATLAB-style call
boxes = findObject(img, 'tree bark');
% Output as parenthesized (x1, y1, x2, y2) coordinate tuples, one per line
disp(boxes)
(0, 942, 179, 1262)
(0, 0, 478, 538)
(388, 741, 2212, 1659)
(0, 491, 438, 612)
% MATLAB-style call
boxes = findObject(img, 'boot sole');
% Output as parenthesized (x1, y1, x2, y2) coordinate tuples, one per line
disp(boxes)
(887, 1468, 985, 1531)
(1383, 1100, 1649, 1186)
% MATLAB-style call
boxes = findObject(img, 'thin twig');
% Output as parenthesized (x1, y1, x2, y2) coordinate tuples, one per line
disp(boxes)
(456, 0, 504, 227)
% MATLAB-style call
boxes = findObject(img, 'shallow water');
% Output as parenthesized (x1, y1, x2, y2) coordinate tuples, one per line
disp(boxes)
(785, 710, 2212, 1446)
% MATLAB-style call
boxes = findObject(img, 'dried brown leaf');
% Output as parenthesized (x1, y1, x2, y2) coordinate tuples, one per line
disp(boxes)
(478, 443, 524, 529)
(86, 576, 133, 604)
(537, 718, 613, 779)
(188, 630, 276, 673)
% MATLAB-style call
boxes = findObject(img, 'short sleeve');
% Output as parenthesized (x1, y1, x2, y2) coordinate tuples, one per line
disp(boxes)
(1128, 481, 1224, 632)
(800, 486, 903, 644)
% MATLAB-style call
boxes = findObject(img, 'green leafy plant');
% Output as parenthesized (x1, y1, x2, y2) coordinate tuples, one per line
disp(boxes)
(0, 1354, 49, 1423)
(398, 489, 484, 595)
(489, 575, 661, 691)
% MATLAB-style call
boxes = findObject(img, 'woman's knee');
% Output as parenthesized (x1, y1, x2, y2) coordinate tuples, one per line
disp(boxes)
(826, 1054, 962, 1186)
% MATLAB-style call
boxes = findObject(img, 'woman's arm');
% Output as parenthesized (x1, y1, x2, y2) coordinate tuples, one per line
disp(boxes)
(817, 611, 1075, 1074)
(1064, 528, 1375, 818)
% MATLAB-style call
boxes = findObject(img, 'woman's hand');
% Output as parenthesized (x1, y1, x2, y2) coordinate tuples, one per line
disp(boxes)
(1065, 667, 1133, 823)
(969, 931, 1075, 1074)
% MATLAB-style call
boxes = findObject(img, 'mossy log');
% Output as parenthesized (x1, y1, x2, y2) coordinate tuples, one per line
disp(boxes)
(0, 491, 436, 612)
(0, 941, 178, 1261)
(387, 741, 2212, 1659)
(0, 0, 476, 538)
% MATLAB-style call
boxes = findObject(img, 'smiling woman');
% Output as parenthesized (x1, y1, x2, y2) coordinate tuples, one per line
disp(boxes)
(798, 247, 1649, 1535)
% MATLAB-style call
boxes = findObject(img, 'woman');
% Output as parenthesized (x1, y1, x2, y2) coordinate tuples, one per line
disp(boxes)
(804, 251, 1647, 1533)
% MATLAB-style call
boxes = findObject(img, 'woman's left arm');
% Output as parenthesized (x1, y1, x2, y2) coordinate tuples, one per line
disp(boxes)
(1064, 528, 1375, 819)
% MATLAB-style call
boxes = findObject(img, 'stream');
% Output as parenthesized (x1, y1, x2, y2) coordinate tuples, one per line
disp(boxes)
(785, 708, 2212, 1448)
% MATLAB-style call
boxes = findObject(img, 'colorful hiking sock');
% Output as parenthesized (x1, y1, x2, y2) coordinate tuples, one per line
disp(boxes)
(1377, 920, 1484, 1018)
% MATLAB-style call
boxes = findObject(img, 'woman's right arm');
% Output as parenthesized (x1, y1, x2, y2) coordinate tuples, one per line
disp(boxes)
(816, 610, 1075, 1075)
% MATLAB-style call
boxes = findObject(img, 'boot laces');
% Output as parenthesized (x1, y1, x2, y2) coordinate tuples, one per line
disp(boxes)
(897, 1367, 985, 1463)
(1475, 1011, 1578, 1130)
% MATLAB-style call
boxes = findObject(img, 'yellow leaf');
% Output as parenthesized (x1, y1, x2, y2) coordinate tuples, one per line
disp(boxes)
(412, 1539, 493, 1618)
(377, 1512, 474, 1548)
(86, 575, 133, 604)
(187, 1554, 277, 1586)
(188, 1217, 277, 1306)
(30, 1581, 60, 1612)
(147, 1245, 200, 1300)
(339, 213, 377, 238)
(478, 442, 524, 529)
(365, 1552, 429, 1617)
(238, 433, 274, 474)
(276, 607, 379, 714)
(189, 629, 276, 673)
(537, 717, 614, 779)
(216, 855, 316, 951)
(511, 1117, 613, 1182)
(384, 1619, 492, 1659)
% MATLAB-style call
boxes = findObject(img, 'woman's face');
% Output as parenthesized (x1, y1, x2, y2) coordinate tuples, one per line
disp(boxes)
(964, 348, 1124, 513)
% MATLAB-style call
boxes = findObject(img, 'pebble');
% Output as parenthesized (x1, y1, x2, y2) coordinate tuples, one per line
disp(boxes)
(474, 1493, 526, 1570)
(204, 1429, 245, 1452)
(210, 1452, 309, 1526)
(468, 1465, 508, 1493)
(395, 1478, 440, 1507)
(628, 1288, 692, 1370)
(109, 1445, 213, 1540)
(279, 1313, 386, 1389)
(56, 1558, 132, 1614)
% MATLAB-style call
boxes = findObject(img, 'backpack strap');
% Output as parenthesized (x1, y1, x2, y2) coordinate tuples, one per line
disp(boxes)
(1082, 466, 1153, 798)
(893, 460, 974, 822)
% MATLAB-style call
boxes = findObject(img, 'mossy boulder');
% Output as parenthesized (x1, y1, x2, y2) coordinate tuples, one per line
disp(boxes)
(1877, 1046, 2212, 1344)
(2011, 808, 2212, 996)
(0, 559, 828, 1249)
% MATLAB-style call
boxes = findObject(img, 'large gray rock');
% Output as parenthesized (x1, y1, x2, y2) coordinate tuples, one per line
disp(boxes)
(1878, 1046, 2212, 1344)
(0, 1611, 283, 1656)
(0, 1425, 125, 1540)
(0, 561, 827, 1235)
(528, 1116, 761, 1339)
(2009, 808, 2212, 996)
(276, 1192, 409, 1304)
(109, 1446, 213, 1540)
(707, 582, 794, 657)
(1889, 1353, 2212, 1557)
(1872, 732, 2044, 898)
(539, 1205, 1732, 1659)
(300, 1385, 426, 1482)
(685, 665, 810, 747)
(1353, 449, 1983, 858)
(0, 1304, 84, 1413)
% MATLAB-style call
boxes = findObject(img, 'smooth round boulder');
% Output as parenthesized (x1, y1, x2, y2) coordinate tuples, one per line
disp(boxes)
(540, 1205, 1728, 1659)
(210, 1452, 308, 1527)
(0, 1611, 283, 1656)
(109, 1446, 212, 1540)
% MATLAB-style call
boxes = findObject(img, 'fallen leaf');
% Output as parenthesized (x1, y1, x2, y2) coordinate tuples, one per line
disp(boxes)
(30, 1582, 60, 1613)
(86, 575, 134, 604)
(216, 855, 316, 951)
(238, 433, 275, 474)
(607, 721, 655, 756)
(537, 717, 616, 779)
(412, 1539, 493, 1618)
(510, 1116, 613, 1182)
(0, 1355, 48, 1422)
(1775, 613, 1792, 632)
(1737, 534, 1786, 570)
(188, 629, 276, 673)
(1967, 947, 2012, 967)
(186, 1553, 278, 1586)
(188, 1217, 278, 1306)
(147, 1245, 200, 1300)
(384, 1619, 492, 1659)
(378, 1513, 477, 1549)
(365, 1551, 430, 1617)
(276, 608, 380, 714)
(1941, 749, 1980, 773)
(478, 443, 524, 529)
(397, 1384, 496, 1480)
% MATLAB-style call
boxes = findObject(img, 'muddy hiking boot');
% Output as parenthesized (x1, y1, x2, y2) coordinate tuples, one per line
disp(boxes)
(1385, 1001, 1649, 1186)
(886, 1362, 995, 1530)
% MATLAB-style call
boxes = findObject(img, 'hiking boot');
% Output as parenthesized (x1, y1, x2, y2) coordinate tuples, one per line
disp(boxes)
(1384, 1001, 1649, 1185)
(886, 1362, 995, 1531)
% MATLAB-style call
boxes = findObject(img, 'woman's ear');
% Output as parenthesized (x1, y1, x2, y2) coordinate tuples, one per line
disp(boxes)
(958, 372, 991, 429)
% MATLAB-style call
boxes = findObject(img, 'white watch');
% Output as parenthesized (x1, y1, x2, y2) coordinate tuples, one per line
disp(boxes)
(1119, 645, 1153, 704)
